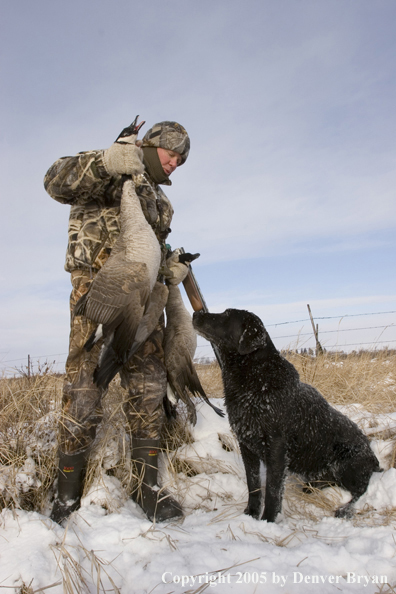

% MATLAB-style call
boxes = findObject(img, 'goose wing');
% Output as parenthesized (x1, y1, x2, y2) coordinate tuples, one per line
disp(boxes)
(127, 281, 169, 356)
(91, 282, 151, 390)
(74, 252, 153, 389)
(74, 253, 150, 325)
(92, 286, 148, 388)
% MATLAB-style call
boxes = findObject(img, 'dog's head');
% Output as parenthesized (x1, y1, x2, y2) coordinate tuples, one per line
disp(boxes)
(193, 308, 268, 355)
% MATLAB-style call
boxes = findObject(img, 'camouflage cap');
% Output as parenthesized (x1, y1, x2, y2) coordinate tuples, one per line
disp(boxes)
(141, 121, 190, 165)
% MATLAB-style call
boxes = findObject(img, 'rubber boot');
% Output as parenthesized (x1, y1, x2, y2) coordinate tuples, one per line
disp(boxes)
(50, 450, 88, 524)
(131, 438, 183, 522)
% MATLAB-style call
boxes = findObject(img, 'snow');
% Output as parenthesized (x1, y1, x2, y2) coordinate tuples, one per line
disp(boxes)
(1, 400, 395, 593)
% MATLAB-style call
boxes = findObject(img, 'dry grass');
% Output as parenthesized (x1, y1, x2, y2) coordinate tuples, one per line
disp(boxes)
(286, 349, 396, 413)
(195, 361, 225, 398)
(0, 351, 396, 592)
(198, 349, 396, 412)
(0, 349, 395, 518)
(0, 371, 63, 512)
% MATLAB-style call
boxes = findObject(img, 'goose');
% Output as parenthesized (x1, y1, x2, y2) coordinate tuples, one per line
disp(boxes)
(123, 250, 201, 356)
(74, 118, 162, 389)
(164, 277, 224, 425)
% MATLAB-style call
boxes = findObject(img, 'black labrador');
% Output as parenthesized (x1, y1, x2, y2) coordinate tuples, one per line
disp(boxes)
(193, 308, 381, 522)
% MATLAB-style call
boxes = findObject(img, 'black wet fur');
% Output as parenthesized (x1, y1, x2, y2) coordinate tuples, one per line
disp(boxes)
(193, 308, 381, 522)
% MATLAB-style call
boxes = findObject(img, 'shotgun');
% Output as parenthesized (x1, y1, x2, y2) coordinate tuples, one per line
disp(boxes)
(180, 248, 223, 368)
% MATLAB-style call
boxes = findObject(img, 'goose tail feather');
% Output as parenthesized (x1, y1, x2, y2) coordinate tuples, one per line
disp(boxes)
(84, 324, 103, 352)
(93, 348, 122, 389)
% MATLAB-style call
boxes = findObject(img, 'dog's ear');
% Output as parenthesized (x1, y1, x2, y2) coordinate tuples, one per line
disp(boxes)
(238, 318, 266, 355)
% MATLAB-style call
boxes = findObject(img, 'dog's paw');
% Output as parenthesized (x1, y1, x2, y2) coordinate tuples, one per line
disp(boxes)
(261, 508, 278, 523)
(335, 504, 354, 519)
(244, 505, 261, 519)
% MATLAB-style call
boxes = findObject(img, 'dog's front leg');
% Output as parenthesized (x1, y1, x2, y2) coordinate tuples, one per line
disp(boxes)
(262, 436, 287, 522)
(240, 442, 262, 519)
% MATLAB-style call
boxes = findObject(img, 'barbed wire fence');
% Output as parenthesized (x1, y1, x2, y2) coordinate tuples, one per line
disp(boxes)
(1, 307, 396, 376)
(193, 307, 396, 364)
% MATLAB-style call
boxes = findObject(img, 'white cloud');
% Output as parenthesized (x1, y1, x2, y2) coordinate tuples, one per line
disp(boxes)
(1, 0, 396, 364)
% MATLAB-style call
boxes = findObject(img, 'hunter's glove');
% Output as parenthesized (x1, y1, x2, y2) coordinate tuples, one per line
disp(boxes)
(164, 249, 200, 285)
(103, 116, 145, 177)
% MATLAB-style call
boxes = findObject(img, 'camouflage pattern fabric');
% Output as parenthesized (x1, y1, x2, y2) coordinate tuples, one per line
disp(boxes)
(45, 147, 175, 455)
(142, 121, 190, 164)
(44, 149, 173, 274)
(120, 315, 167, 440)
(61, 270, 105, 454)
(61, 270, 167, 455)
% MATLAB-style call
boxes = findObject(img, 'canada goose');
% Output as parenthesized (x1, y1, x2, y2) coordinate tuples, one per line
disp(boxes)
(75, 119, 162, 389)
(164, 278, 224, 425)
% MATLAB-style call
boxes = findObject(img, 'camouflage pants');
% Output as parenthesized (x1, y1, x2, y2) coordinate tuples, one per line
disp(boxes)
(61, 270, 166, 455)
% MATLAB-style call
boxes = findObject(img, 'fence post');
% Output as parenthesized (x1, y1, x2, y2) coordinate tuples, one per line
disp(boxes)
(307, 304, 324, 356)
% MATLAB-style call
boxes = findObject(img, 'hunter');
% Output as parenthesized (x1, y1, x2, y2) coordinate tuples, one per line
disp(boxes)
(44, 119, 190, 524)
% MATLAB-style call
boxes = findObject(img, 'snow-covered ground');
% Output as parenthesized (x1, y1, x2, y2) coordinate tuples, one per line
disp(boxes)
(1, 400, 396, 594)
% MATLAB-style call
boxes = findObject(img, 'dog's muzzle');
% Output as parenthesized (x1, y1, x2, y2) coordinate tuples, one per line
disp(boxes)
(192, 310, 210, 336)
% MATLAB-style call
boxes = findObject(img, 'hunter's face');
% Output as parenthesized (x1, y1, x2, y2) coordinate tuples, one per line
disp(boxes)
(157, 148, 182, 176)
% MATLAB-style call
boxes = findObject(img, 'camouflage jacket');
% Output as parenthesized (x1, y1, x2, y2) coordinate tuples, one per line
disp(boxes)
(44, 150, 174, 273)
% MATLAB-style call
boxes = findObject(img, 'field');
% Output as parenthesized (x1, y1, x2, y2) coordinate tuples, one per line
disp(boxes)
(0, 351, 396, 593)
(1, 350, 395, 519)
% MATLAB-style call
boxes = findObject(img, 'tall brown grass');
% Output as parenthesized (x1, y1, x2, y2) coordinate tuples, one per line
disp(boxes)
(0, 349, 395, 517)
(198, 349, 396, 412)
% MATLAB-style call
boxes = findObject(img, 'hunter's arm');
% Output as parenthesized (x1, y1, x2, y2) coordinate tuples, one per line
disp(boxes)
(44, 150, 113, 205)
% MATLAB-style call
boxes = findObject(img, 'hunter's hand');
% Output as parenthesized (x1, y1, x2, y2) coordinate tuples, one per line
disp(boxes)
(103, 115, 145, 177)
(164, 249, 200, 285)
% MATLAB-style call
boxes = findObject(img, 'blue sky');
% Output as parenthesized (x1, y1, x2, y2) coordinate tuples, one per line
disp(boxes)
(1, 0, 396, 373)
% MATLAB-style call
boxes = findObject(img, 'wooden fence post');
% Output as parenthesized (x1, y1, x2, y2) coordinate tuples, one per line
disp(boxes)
(307, 304, 324, 356)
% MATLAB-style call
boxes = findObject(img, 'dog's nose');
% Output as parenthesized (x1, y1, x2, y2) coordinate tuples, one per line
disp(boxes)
(192, 310, 204, 322)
